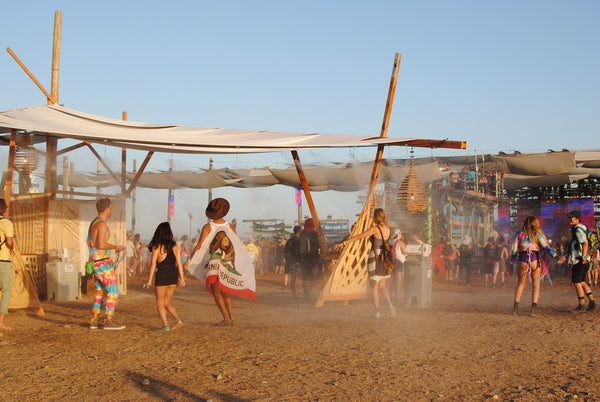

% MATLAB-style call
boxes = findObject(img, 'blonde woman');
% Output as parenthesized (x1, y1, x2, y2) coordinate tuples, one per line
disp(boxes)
(511, 216, 556, 316)
(336, 208, 395, 318)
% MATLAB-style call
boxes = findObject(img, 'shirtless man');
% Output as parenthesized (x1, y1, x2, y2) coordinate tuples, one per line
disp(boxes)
(87, 198, 125, 330)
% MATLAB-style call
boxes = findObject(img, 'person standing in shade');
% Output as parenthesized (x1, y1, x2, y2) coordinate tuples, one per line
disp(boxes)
(0, 199, 14, 331)
(144, 222, 186, 331)
(87, 198, 125, 330)
(568, 210, 595, 311)
(336, 208, 395, 318)
(511, 216, 557, 316)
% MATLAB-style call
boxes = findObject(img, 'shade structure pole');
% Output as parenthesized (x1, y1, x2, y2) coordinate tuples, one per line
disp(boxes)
(364, 52, 401, 206)
(315, 53, 402, 308)
(4, 130, 17, 215)
(291, 150, 329, 256)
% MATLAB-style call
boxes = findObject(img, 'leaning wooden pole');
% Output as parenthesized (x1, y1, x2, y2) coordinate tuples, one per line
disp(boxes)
(291, 150, 329, 256)
(316, 53, 402, 307)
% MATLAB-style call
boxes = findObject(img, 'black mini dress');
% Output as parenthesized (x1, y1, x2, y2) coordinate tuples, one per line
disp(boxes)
(154, 249, 179, 286)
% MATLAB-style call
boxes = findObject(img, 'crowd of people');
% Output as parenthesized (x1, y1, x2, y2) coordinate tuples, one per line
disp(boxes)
(1, 194, 599, 333)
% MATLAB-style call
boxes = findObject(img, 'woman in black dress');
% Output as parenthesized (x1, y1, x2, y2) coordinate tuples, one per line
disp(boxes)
(145, 222, 186, 331)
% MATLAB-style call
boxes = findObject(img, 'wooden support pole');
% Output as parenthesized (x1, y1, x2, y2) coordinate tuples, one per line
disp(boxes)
(56, 141, 87, 156)
(121, 111, 127, 196)
(62, 156, 69, 198)
(291, 150, 329, 256)
(131, 159, 137, 233)
(4, 130, 17, 215)
(365, 52, 402, 206)
(125, 151, 154, 198)
(85, 142, 121, 184)
(50, 11, 61, 105)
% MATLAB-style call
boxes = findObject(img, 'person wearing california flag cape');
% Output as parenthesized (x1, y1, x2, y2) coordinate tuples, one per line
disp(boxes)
(186, 198, 255, 325)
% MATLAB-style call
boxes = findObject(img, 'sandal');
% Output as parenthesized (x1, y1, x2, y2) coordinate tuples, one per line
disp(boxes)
(170, 318, 183, 331)
(157, 326, 170, 332)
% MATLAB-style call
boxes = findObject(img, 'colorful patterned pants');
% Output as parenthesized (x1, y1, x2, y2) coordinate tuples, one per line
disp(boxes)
(92, 260, 119, 317)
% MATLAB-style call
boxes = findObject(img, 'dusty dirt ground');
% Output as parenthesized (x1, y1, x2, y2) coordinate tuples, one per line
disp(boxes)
(0, 270, 599, 401)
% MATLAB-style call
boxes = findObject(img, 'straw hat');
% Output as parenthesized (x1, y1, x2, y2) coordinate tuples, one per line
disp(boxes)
(205, 198, 230, 220)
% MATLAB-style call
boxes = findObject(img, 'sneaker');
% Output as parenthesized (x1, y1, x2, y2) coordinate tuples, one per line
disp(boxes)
(170, 318, 183, 331)
(374, 311, 381, 319)
(574, 304, 585, 312)
(103, 320, 126, 330)
(157, 326, 170, 332)
(587, 300, 596, 311)
(89, 318, 99, 330)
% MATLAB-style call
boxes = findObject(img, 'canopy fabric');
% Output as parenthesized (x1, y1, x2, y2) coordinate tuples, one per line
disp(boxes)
(55, 160, 442, 192)
(498, 151, 576, 176)
(503, 173, 589, 190)
(0, 105, 465, 153)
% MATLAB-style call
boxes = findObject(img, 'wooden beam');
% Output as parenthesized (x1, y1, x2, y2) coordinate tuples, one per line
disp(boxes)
(85, 142, 121, 184)
(291, 150, 329, 256)
(125, 151, 154, 198)
(6, 47, 57, 104)
(56, 141, 87, 156)
(365, 52, 402, 205)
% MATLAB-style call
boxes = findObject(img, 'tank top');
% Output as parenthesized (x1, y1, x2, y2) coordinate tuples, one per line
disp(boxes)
(87, 218, 112, 261)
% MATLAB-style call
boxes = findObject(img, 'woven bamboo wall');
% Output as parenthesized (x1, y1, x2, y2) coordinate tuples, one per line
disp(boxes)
(11, 194, 48, 255)
(10, 196, 128, 298)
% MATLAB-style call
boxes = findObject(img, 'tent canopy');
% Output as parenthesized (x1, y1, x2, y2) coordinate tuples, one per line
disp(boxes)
(0, 105, 466, 154)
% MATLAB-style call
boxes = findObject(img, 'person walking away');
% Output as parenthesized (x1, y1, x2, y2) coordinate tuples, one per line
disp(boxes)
(390, 229, 407, 302)
(186, 198, 256, 325)
(483, 238, 496, 287)
(459, 238, 473, 285)
(568, 210, 595, 311)
(87, 198, 125, 330)
(335, 208, 395, 318)
(299, 218, 321, 300)
(511, 216, 557, 316)
(283, 226, 302, 294)
(0, 199, 14, 331)
(144, 222, 186, 331)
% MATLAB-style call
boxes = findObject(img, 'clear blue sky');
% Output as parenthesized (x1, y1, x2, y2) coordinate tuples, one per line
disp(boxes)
(1, 1, 598, 239)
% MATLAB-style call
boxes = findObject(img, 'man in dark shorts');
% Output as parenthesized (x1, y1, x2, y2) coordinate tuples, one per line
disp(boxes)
(568, 210, 595, 311)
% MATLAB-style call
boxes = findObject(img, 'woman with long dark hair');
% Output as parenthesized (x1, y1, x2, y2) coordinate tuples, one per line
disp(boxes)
(144, 222, 185, 331)
(511, 216, 556, 316)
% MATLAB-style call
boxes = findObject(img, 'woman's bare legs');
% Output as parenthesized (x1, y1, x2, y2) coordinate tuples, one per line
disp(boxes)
(210, 283, 233, 324)
(155, 285, 178, 327)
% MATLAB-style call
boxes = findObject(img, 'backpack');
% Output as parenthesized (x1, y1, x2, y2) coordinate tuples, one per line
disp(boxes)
(374, 227, 395, 276)
(299, 231, 318, 259)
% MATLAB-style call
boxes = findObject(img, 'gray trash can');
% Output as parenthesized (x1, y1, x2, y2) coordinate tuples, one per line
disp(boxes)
(404, 244, 432, 308)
